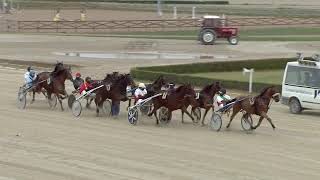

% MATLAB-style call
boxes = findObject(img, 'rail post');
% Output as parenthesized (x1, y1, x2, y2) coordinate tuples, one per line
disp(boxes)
(192, 6, 196, 19)
(173, 6, 177, 19)
(243, 68, 254, 93)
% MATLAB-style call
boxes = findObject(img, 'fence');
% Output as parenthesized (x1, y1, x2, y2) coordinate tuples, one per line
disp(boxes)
(3, 17, 320, 33)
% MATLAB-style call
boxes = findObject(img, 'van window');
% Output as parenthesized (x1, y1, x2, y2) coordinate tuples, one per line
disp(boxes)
(285, 65, 320, 88)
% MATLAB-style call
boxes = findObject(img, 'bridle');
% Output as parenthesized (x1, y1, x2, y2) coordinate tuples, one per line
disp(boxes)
(268, 92, 281, 108)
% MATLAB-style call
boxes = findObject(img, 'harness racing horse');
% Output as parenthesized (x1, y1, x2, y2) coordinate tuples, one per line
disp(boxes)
(191, 82, 222, 125)
(226, 86, 281, 130)
(33, 62, 73, 111)
(148, 84, 199, 125)
(95, 73, 135, 116)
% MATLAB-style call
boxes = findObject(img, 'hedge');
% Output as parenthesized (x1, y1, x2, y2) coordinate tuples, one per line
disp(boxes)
(129, 57, 301, 92)
(138, 57, 296, 74)
(26, 0, 229, 5)
(131, 69, 281, 92)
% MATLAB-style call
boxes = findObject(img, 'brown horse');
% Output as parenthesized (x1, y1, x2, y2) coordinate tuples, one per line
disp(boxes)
(95, 73, 135, 116)
(191, 82, 222, 125)
(148, 84, 199, 124)
(226, 86, 281, 130)
(33, 62, 73, 111)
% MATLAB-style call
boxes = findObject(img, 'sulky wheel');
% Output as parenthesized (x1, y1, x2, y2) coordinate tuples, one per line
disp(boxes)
(48, 94, 57, 109)
(102, 99, 112, 117)
(17, 87, 27, 109)
(200, 29, 217, 45)
(228, 36, 239, 45)
(191, 107, 201, 123)
(140, 101, 151, 116)
(68, 94, 76, 109)
(72, 100, 82, 117)
(241, 113, 253, 131)
(158, 107, 171, 125)
(209, 112, 222, 131)
(128, 108, 138, 125)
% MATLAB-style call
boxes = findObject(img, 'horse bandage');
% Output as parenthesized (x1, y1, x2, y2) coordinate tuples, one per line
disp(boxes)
(196, 93, 200, 100)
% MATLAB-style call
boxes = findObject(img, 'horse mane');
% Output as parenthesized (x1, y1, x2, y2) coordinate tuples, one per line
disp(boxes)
(257, 86, 275, 97)
(51, 62, 64, 77)
(153, 75, 163, 84)
(201, 84, 213, 93)
(175, 85, 185, 93)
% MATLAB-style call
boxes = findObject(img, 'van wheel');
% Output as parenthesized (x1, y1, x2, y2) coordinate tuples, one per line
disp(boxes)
(289, 98, 302, 114)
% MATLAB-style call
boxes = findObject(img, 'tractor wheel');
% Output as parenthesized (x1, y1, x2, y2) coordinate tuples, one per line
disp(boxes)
(228, 36, 239, 45)
(200, 29, 217, 45)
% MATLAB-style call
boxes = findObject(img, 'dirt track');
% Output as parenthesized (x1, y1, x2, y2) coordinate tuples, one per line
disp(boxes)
(0, 34, 320, 179)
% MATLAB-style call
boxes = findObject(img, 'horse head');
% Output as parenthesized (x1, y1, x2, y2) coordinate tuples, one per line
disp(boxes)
(259, 86, 281, 102)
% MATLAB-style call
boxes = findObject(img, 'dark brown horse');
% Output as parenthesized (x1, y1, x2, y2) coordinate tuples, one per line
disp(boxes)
(148, 84, 199, 124)
(33, 62, 73, 111)
(226, 86, 281, 130)
(95, 73, 135, 116)
(191, 82, 222, 125)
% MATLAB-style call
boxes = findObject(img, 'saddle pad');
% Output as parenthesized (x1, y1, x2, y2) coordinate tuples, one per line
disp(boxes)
(249, 97, 255, 105)
(196, 93, 200, 100)
(162, 92, 168, 99)
(106, 84, 111, 91)
(47, 78, 51, 85)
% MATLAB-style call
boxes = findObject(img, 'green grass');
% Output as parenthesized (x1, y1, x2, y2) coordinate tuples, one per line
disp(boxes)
(108, 27, 320, 41)
(190, 70, 284, 85)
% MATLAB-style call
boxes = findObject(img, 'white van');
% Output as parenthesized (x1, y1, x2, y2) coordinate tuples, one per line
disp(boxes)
(281, 54, 320, 114)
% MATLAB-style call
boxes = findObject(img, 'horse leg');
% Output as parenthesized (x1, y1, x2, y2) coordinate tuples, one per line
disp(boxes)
(226, 107, 240, 128)
(181, 109, 185, 123)
(58, 94, 64, 111)
(252, 116, 264, 130)
(95, 98, 100, 117)
(201, 108, 210, 126)
(31, 90, 35, 104)
(261, 112, 276, 130)
(154, 109, 160, 125)
(127, 99, 131, 110)
(181, 106, 194, 123)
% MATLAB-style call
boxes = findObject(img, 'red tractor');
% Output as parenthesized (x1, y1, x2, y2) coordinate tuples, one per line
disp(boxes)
(198, 15, 239, 45)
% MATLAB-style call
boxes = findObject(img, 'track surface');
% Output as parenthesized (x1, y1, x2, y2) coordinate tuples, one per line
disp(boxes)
(0, 34, 319, 179)
(1, 66, 320, 180)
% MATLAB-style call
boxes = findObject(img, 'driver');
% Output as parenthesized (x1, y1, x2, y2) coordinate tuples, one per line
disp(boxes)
(73, 72, 84, 90)
(79, 77, 94, 96)
(216, 88, 232, 109)
(134, 83, 147, 104)
(24, 66, 37, 88)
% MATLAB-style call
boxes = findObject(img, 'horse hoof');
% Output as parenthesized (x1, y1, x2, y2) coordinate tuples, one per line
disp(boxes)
(201, 123, 206, 127)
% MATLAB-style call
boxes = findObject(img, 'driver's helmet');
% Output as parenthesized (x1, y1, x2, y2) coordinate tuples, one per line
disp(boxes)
(29, 70, 36, 77)
(138, 83, 146, 89)
(219, 88, 226, 95)
(27, 66, 32, 72)
(168, 82, 175, 88)
(85, 76, 92, 83)
(75, 72, 81, 78)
